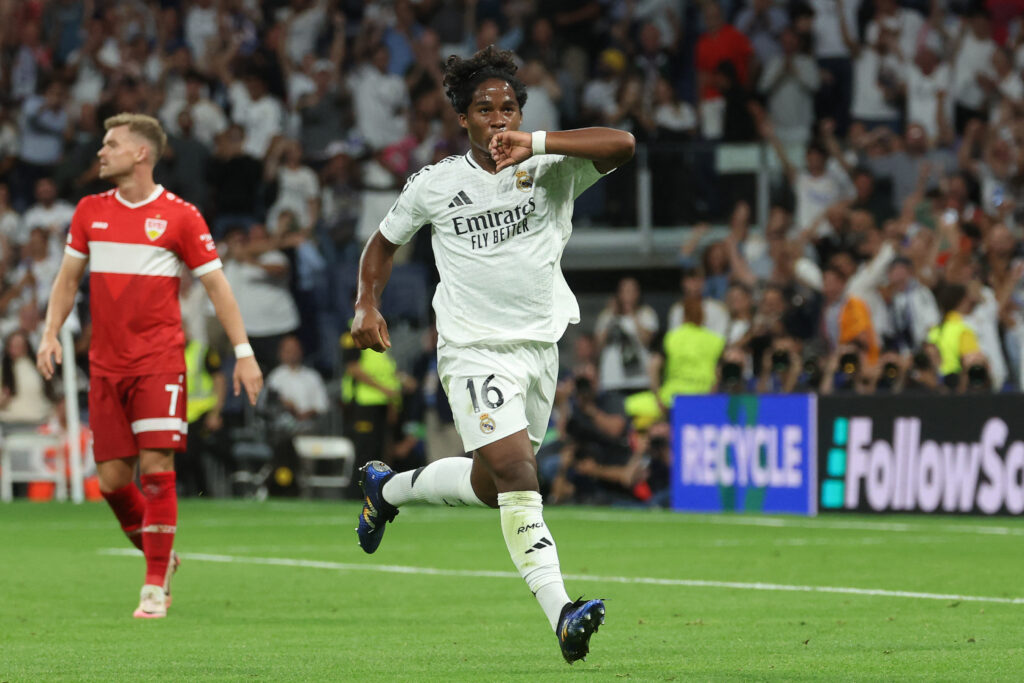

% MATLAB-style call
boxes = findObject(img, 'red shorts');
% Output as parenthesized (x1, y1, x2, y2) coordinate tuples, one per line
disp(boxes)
(90, 373, 188, 462)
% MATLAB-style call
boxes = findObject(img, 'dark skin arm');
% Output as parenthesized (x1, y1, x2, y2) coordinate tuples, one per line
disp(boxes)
(489, 127, 635, 174)
(351, 231, 399, 352)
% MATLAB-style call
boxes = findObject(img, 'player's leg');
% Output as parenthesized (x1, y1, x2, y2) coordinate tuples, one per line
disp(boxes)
(474, 429, 574, 631)
(98, 457, 145, 550)
(92, 376, 146, 551)
(138, 449, 177, 591)
(130, 373, 188, 617)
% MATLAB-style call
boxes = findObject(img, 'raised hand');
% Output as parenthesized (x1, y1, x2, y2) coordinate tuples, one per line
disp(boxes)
(488, 130, 533, 171)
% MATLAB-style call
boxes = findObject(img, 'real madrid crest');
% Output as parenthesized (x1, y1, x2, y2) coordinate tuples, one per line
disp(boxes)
(479, 413, 496, 434)
(145, 216, 168, 241)
(514, 170, 533, 192)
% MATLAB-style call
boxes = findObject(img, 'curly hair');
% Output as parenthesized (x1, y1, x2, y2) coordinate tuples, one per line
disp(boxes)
(443, 45, 528, 114)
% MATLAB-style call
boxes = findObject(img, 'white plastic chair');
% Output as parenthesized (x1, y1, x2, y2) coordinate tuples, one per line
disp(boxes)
(292, 435, 355, 497)
(0, 430, 66, 503)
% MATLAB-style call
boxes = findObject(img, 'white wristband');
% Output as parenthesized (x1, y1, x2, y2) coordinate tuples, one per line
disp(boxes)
(531, 130, 547, 156)
(234, 343, 254, 359)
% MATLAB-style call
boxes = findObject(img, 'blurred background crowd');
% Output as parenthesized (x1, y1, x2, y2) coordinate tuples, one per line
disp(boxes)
(1, 0, 1023, 506)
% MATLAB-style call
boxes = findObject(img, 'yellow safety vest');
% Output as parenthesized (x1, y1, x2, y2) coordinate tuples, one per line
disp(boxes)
(927, 312, 979, 376)
(185, 340, 218, 423)
(659, 323, 725, 404)
(341, 344, 400, 406)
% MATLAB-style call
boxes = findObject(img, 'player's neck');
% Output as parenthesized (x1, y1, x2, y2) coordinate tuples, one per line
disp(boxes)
(116, 172, 158, 204)
(469, 146, 499, 175)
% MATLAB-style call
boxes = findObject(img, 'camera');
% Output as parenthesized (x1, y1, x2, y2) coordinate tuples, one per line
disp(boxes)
(839, 352, 859, 374)
(771, 349, 791, 373)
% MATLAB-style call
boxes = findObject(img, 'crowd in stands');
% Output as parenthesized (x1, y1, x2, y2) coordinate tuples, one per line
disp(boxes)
(1, 0, 1024, 506)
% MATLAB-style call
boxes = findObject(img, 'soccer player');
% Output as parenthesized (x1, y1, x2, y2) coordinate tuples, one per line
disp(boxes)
(36, 113, 263, 618)
(351, 47, 634, 663)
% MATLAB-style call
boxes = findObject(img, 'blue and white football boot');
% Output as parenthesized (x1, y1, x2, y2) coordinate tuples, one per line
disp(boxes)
(556, 597, 606, 664)
(356, 460, 398, 554)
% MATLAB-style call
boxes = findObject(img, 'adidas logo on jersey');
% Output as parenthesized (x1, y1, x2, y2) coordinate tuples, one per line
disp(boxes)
(448, 190, 473, 208)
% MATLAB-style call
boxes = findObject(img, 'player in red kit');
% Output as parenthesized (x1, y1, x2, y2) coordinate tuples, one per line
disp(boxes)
(37, 113, 263, 618)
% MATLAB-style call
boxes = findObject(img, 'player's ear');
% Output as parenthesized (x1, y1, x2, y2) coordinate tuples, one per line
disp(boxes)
(457, 113, 468, 130)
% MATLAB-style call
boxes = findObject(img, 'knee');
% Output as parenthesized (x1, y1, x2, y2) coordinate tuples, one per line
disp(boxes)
(491, 458, 539, 493)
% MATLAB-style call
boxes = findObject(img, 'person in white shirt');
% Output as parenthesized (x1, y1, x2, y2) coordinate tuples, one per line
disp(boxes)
(811, 0, 862, 133)
(846, 20, 905, 130)
(266, 335, 328, 423)
(593, 277, 658, 395)
(229, 72, 284, 160)
(951, 8, 996, 133)
(759, 27, 820, 143)
(350, 46, 634, 664)
(350, 44, 410, 151)
(903, 41, 953, 143)
(19, 177, 75, 246)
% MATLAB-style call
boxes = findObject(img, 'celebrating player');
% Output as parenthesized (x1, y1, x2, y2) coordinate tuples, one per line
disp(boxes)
(351, 46, 634, 663)
(37, 113, 263, 618)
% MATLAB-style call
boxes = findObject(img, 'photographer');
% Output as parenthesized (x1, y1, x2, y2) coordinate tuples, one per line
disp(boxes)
(756, 336, 802, 393)
(927, 281, 983, 391)
(594, 277, 658, 398)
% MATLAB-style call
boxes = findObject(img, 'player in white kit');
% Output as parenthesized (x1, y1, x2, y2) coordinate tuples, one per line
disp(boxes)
(351, 46, 634, 664)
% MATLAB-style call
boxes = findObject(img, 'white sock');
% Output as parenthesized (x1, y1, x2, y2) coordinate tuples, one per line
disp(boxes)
(498, 490, 571, 631)
(381, 456, 486, 507)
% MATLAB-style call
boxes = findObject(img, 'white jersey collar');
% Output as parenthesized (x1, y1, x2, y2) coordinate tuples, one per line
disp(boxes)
(115, 184, 164, 209)
(465, 151, 515, 176)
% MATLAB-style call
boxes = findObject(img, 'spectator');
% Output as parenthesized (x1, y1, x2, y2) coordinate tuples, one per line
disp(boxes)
(735, 0, 789, 69)
(161, 109, 213, 209)
(980, 46, 1023, 124)
(265, 138, 320, 231)
(760, 26, 820, 144)
(350, 42, 409, 151)
(822, 264, 879, 366)
(13, 79, 68, 211)
(761, 120, 853, 235)
(22, 176, 76, 246)
(902, 41, 953, 144)
(811, 0, 861, 135)
(0, 184, 20, 247)
(724, 281, 754, 345)
(863, 123, 956, 214)
(580, 48, 626, 127)
(846, 20, 904, 132)
(668, 267, 729, 338)
(383, 0, 424, 77)
(266, 334, 329, 428)
(518, 60, 562, 134)
(877, 256, 940, 355)
(695, 4, 753, 140)
(0, 330, 52, 425)
(950, 8, 995, 134)
(230, 70, 285, 160)
(927, 280, 981, 389)
(55, 103, 107, 202)
(0, 102, 17, 184)
(222, 224, 301, 372)
(653, 296, 726, 404)
(160, 69, 228, 149)
(206, 125, 263, 234)
(184, 0, 219, 67)
(594, 277, 658, 398)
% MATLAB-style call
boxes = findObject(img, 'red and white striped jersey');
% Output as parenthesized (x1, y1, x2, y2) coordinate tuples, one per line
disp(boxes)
(65, 185, 221, 377)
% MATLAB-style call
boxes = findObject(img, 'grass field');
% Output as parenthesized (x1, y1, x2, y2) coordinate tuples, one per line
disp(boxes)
(2, 500, 1023, 681)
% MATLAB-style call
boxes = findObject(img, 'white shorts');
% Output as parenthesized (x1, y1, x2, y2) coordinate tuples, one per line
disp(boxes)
(437, 341, 559, 453)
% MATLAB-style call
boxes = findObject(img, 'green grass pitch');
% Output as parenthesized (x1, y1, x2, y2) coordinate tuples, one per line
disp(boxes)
(2, 500, 1022, 681)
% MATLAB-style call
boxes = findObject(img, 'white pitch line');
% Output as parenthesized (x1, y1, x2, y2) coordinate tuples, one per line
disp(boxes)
(99, 548, 1024, 606)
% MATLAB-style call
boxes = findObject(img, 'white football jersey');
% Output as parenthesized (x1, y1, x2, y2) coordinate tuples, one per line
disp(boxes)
(380, 151, 608, 346)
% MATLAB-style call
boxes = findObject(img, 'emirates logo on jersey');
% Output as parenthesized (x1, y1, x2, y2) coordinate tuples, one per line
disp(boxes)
(145, 217, 168, 241)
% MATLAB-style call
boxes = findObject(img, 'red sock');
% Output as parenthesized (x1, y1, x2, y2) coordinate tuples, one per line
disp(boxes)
(140, 471, 177, 587)
(101, 483, 146, 551)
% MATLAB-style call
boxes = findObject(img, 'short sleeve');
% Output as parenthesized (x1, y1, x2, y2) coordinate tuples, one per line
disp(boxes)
(177, 205, 222, 277)
(552, 155, 609, 200)
(379, 168, 429, 246)
(64, 200, 90, 260)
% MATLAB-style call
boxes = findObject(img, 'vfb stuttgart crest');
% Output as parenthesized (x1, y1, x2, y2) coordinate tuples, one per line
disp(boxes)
(479, 413, 496, 434)
(515, 170, 533, 192)
(145, 217, 168, 241)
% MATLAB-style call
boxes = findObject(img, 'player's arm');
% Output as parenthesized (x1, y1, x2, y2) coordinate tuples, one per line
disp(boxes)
(352, 231, 400, 353)
(489, 127, 635, 173)
(37, 254, 88, 380)
(198, 269, 264, 405)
